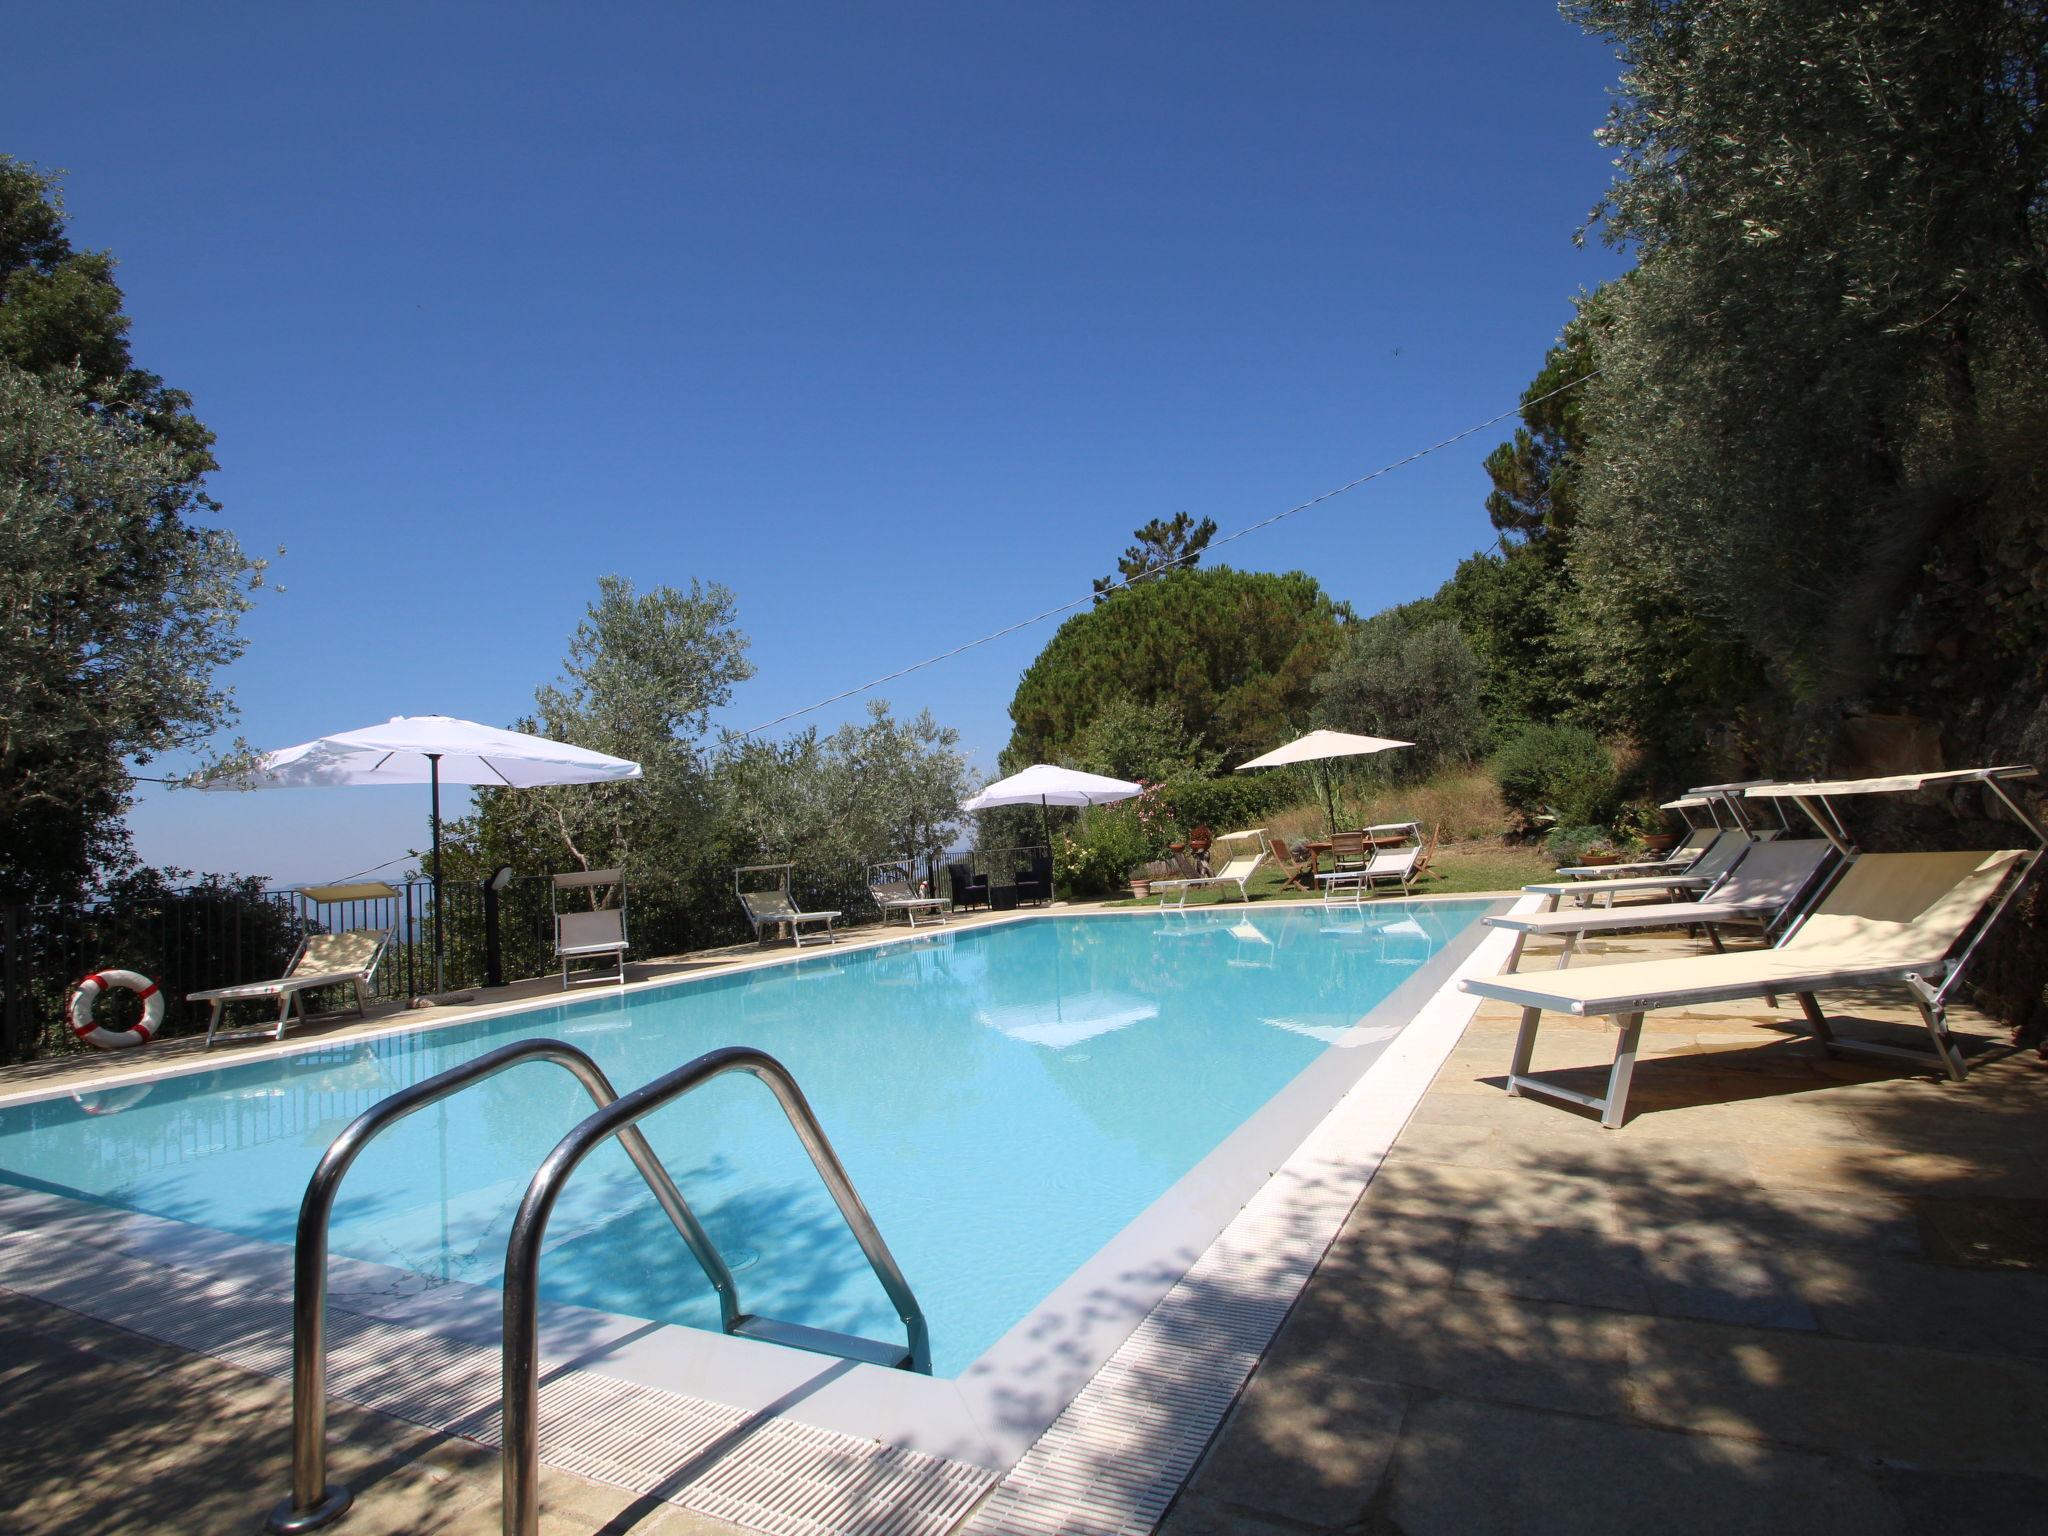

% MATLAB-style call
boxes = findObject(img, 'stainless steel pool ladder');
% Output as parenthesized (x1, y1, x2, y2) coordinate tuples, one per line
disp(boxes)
(266, 1038, 930, 1535)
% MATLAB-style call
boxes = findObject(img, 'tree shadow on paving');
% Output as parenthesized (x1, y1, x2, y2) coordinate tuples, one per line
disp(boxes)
(1138, 1014, 2048, 1534)
(0, 1291, 496, 1536)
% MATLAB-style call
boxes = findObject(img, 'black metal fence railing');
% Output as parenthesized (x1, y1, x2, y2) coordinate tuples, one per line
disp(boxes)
(0, 853, 1044, 1064)
(0, 876, 706, 1064)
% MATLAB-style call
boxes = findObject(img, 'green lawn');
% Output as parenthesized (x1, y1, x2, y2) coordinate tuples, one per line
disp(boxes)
(1094, 839, 1552, 908)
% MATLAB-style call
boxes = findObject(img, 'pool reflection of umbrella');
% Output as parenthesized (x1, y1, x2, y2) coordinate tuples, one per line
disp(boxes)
(975, 992, 1158, 1049)
(202, 715, 642, 992)
(1235, 729, 1412, 833)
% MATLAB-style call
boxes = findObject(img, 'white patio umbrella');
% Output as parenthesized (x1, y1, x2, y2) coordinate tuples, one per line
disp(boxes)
(961, 763, 1144, 847)
(202, 715, 643, 990)
(1235, 729, 1413, 832)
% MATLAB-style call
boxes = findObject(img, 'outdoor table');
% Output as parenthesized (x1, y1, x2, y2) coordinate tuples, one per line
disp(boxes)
(988, 886, 1020, 912)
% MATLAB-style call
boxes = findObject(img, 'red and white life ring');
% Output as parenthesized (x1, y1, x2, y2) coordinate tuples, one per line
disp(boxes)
(69, 970, 164, 1051)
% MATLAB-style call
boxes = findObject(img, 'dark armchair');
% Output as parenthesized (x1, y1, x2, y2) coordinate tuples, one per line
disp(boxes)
(947, 860, 991, 911)
(1013, 852, 1054, 905)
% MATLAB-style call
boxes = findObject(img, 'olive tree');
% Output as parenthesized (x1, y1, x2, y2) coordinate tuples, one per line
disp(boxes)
(0, 362, 258, 903)
(0, 159, 259, 905)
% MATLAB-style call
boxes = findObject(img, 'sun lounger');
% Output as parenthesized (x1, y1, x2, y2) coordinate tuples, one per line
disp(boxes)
(1464, 848, 2031, 1126)
(736, 864, 840, 947)
(1554, 827, 1738, 881)
(1366, 830, 1434, 894)
(1488, 839, 1834, 971)
(1319, 823, 1440, 903)
(1155, 842, 1266, 906)
(553, 869, 629, 988)
(1526, 833, 1756, 910)
(189, 882, 398, 1047)
(870, 863, 951, 927)
(740, 890, 840, 947)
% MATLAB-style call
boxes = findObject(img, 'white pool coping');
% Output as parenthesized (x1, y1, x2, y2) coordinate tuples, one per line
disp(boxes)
(0, 895, 1535, 1535)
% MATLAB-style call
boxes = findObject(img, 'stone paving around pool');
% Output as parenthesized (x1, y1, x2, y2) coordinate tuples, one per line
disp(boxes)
(1160, 931, 2048, 1536)
(2, 912, 2045, 1534)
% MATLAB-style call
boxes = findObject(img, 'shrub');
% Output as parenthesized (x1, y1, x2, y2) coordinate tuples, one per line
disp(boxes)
(1609, 798, 1670, 846)
(1051, 804, 1159, 898)
(1544, 824, 1618, 865)
(1493, 723, 1618, 828)
(1158, 772, 1290, 837)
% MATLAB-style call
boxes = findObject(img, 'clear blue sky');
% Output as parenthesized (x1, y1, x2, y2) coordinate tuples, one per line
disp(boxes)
(7, 3, 1628, 885)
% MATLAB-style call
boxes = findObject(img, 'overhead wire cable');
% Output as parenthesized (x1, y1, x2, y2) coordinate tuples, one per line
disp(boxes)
(732, 369, 1599, 739)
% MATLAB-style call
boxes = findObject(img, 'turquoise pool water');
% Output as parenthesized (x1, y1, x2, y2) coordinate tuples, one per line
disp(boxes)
(0, 903, 1486, 1376)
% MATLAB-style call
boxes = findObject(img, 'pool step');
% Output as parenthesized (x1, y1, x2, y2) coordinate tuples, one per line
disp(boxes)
(731, 1314, 916, 1370)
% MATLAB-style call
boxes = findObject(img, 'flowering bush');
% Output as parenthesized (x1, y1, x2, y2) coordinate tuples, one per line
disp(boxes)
(1052, 799, 1166, 897)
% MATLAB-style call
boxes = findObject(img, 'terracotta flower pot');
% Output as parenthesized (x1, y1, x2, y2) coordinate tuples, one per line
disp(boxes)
(1579, 851, 1622, 866)
(1128, 880, 1151, 899)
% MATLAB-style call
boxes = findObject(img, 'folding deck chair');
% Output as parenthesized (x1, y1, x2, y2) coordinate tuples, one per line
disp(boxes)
(553, 868, 629, 988)
(1264, 835, 1315, 893)
(189, 881, 398, 1048)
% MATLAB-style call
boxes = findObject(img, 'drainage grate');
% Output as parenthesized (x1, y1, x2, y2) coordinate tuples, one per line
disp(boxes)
(0, 1228, 993, 1536)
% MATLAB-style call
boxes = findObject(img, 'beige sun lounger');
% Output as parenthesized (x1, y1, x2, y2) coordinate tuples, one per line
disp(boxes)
(1464, 849, 2029, 1126)
(1154, 843, 1267, 906)
(870, 866, 951, 928)
(1526, 834, 1756, 910)
(1553, 827, 1746, 882)
(735, 863, 840, 948)
(1555, 823, 1721, 880)
(189, 882, 397, 1048)
(1489, 839, 1835, 972)
(740, 889, 840, 947)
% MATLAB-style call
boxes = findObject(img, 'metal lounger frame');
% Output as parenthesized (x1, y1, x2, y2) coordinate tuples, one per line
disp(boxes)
(1491, 769, 2045, 1126)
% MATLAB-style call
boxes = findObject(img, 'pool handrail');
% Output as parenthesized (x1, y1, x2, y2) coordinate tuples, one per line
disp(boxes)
(265, 1037, 736, 1535)
(502, 1044, 931, 1536)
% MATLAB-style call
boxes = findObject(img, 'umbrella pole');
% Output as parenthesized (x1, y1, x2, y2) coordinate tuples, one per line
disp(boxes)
(1041, 795, 1051, 853)
(429, 753, 445, 994)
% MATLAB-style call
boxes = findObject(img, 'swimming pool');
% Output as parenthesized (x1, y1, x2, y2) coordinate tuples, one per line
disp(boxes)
(0, 902, 1489, 1380)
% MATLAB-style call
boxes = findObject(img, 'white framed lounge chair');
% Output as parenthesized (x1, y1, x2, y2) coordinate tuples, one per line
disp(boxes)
(1323, 826, 1437, 902)
(1554, 826, 1739, 881)
(1363, 820, 1424, 844)
(189, 881, 398, 1048)
(869, 861, 950, 928)
(553, 868, 628, 988)
(1464, 847, 2033, 1127)
(1527, 833, 1756, 911)
(1489, 838, 1835, 972)
(1154, 837, 1267, 907)
(737, 864, 840, 947)
(1365, 827, 1436, 895)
